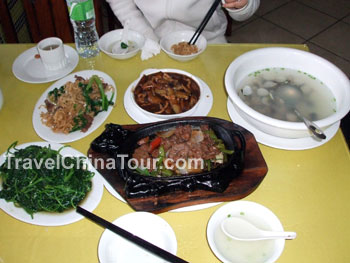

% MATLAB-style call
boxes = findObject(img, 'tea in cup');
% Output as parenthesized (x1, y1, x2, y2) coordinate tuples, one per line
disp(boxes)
(37, 37, 67, 71)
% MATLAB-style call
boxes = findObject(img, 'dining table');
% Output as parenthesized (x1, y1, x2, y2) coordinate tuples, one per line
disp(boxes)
(0, 42, 349, 263)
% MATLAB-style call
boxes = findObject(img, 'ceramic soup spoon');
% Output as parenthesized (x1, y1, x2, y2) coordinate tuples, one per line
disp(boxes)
(221, 217, 297, 241)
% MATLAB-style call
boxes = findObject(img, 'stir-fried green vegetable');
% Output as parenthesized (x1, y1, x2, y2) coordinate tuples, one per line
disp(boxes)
(48, 86, 65, 102)
(88, 75, 112, 112)
(0, 142, 94, 218)
(70, 75, 114, 132)
(121, 42, 128, 49)
(204, 129, 234, 155)
(156, 145, 174, 176)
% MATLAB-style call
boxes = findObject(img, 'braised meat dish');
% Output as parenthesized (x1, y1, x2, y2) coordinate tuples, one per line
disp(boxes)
(132, 125, 234, 177)
(133, 72, 200, 115)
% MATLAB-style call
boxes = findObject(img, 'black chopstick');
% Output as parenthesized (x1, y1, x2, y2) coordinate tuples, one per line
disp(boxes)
(189, 0, 222, 45)
(76, 206, 188, 263)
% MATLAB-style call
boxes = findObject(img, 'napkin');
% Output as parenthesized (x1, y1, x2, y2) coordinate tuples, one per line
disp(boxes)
(141, 38, 161, 61)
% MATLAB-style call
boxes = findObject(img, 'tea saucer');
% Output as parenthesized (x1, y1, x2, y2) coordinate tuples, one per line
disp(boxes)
(12, 45, 79, 84)
(227, 98, 339, 150)
(124, 77, 213, 123)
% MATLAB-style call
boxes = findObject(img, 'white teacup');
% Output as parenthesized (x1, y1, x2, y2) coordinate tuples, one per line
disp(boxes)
(37, 37, 67, 71)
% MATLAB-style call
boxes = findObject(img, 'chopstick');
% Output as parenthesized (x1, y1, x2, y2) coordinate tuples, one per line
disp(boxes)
(188, 0, 222, 45)
(76, 206, 188, 263)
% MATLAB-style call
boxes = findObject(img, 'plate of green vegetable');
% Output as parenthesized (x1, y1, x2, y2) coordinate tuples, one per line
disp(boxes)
(0, 141, 104, 226)
(32, 70, 116, 143)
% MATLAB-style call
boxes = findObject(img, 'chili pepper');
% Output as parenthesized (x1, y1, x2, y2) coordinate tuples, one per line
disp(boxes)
(149, 137, 162, 152)
(135, 167, 150, 176)
(156, 145, 165, 169)
(88, 75, 109, 111)
(205, 159, 212, 171)
(161, 169, 173, 176)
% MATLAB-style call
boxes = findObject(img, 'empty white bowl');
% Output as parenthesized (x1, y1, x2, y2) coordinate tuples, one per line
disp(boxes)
(207, 201, 287, 263)
(130, 68, 203, 119)
(225, 47, 350, 139)
(160, 30, 207, 62)
(98, 29, 145, 60)
(98, 212, 177, 263)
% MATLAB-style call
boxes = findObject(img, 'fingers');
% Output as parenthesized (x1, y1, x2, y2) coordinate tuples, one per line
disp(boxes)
(223, 0, 248, 9)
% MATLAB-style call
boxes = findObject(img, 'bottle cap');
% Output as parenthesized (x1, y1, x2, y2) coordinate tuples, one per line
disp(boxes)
(68, 0, 95, 21)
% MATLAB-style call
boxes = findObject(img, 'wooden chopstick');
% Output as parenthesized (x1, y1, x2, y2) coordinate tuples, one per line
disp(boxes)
(76, 206, 189, 263)
(189, 0, 222, 45)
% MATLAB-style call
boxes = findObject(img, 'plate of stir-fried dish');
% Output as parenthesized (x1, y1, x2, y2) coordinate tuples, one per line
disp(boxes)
(32, 70, 116, 143)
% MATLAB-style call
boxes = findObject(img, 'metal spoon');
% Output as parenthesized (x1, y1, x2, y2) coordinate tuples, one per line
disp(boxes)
(221, 217, 297, 241)
(274, 83, 327, 140)
(294, 109, 326, 140)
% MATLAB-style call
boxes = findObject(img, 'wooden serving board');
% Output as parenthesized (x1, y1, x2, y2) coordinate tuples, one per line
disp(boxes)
(88, 118, 268, 213)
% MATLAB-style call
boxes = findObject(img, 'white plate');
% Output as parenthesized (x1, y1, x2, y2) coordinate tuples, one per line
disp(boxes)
(207, 201, 285, 263)
(123, 75, 213, 123)
(103, 180, 220, 212)
(227, 98, 339, 150)
(12, 45, 79, 84)
(32, 70, 117, 143)
(98, 212, 177, 263)
(0, 142, 104, 226)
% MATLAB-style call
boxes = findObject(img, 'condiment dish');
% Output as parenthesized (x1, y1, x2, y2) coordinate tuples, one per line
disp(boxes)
(160, 30, 207, 62)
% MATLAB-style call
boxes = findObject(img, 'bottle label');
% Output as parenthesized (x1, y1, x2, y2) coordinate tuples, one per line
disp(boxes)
(68, 0, 95, 21)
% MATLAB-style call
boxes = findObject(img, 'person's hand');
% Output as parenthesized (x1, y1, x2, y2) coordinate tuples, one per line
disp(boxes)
(223, 0, 248, 9)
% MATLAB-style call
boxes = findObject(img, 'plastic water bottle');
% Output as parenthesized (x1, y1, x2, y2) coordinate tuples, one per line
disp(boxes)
(66, 0, 100, 58)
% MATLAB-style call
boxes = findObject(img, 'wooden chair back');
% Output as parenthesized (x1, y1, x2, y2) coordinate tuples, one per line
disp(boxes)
(0, 0, 120, 43)
(0, 0, 19, 42)
(22, 0, 74, 43)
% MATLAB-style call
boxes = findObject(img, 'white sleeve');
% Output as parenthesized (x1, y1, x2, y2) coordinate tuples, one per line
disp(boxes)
(106, 0, 159, 41)
(225, 0, 260, 22)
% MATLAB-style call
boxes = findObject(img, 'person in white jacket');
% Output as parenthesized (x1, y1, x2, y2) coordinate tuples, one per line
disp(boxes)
(107, 0, 260, 43)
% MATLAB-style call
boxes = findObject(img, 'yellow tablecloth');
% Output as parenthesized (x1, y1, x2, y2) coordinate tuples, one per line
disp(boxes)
(0, 43, 349, 263)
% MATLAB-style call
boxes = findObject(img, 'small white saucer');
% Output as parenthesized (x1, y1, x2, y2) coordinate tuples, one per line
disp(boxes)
(98, 212, 177, 263)
(227, 98, 339, 150)
(124, 77, 213, 123)
(12, 45, 79, 84)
